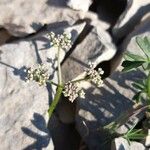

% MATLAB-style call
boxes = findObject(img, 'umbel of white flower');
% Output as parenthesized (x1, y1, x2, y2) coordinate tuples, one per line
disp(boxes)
(85, 62, 104, 87)
(26, 64, 49, 86)
(63, 81, 85, 103)
(47, 32, 72, 50)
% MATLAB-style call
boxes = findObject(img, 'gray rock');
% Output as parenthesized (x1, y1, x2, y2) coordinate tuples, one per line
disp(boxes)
(0, 33, 54, 150)
(111, 137, 145, 150)
(112, 0, 150, 39)
(62, 25, 116, 82)
(67, 0, 92, 12)
(130, 142, 145, 150)
(145, 129, 150, 147)
(111, 137, 130, 150)
(0, 0, 124, 37)
(110, 14, 150, 74)
(0, 23, 85, 150)
(0, 0, 86, 36)
(121, 15, 150, 53)
(75, 16, 150, 150)
(75, 66, 145, 150)
(57, 24, 116, 124)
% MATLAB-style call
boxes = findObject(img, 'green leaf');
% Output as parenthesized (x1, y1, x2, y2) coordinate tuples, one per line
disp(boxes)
(122, 61, 145, 72)
(127, 134, 146, 140)
(147, 73, 150, 98)
(142, 62, 150, 70)
(141, 79, 149, 93)
(124, 51, 146, 61)
(136, 36, 150, 59)
(132, 92, 142, 103)
(124, 128, 146, 141)
(48, 86, 63, 118)
(129, 129, 143, 135)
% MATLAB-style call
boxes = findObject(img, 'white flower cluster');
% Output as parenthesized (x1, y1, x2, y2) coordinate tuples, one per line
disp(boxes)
(26, 64, 49, 86)
(85, 62, 104, 87)
(63, 81, 85, 103)
(47, 32, 72, 50)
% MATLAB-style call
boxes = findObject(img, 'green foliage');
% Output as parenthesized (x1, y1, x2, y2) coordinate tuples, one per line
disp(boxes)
(136, 36, 150, 59)
(122, 36, 150, 104)
(121, 36, 150, 143)
(123, 126, 146, 144)
(122, 60, 145, 72)
(122, 120, 147, 144)
(122, 36, 150, 72)
(104, 36, 150, 145)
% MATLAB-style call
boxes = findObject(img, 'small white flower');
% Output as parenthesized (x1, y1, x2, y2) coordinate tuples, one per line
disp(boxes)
(85, 62, 104, 87)
(63, 81, 85, 102)
(79, 90, 85, 99)
(98, 68, 104, 75)
(26, 64, 49, 86)
(47, 32, 72, 50)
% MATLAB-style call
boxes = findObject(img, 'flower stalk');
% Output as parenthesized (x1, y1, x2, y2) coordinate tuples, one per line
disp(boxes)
(48, 86, 63, 117)
(26, 31, 104, 118)
(57, 46, 62, 84)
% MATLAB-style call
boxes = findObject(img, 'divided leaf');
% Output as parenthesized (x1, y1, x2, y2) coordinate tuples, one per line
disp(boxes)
(122, 36, 150, 72)
(136, 36, 150, 59)
(124, 51, 145, 61)
(122, 61, 145, 72)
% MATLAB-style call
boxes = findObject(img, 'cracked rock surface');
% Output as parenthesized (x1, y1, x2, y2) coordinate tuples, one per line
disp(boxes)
(0, 23, 85, 150)
(0, 0, 150, 150)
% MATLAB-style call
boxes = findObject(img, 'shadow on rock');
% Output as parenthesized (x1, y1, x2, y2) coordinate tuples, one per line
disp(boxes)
(22, 113, 51, 150)
(76, 69, 146, 149)
(0, 61, 27, 81)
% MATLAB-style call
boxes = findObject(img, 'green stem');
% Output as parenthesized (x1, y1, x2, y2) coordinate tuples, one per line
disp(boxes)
(48, 86, 63, 118)
(57, 47, 62, 84)
(147, 71, 150, 98)
(72, 76, 89, 83)
(48, 46, 63, 118)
